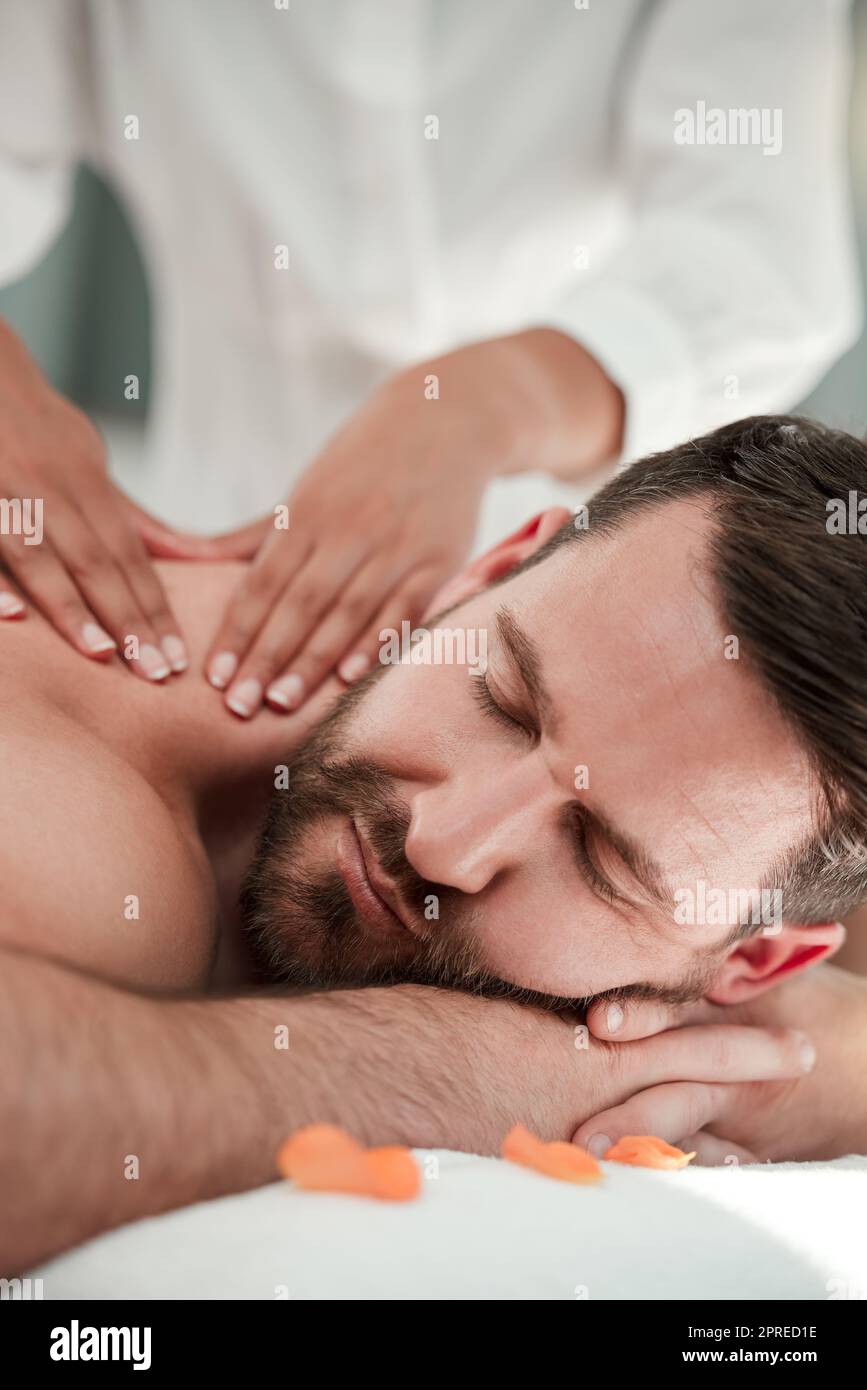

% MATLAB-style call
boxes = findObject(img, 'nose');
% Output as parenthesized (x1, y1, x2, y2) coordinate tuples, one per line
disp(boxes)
(404, 756, 558, 894)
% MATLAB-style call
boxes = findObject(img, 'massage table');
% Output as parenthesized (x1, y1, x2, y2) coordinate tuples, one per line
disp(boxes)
(30, 1150, 867, 1300)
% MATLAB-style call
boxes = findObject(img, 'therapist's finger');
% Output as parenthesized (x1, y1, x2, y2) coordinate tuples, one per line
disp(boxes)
(266, 567, 433, 711)
(220, 554, 353, 717)
(263, 558, 396, 712)
(334, 569, 441, 685)
(83, 479, 188, 672)
(47, 508, 173, 682)
(132, 503, 272, 562)
(204, 530, 311, 690)
(0, 528, 117, 660)
(0, 574, 26, 618)
(585, 994, 719, 1042)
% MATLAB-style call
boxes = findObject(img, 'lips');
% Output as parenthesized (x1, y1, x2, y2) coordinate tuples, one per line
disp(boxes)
(336, 819, 415, 942)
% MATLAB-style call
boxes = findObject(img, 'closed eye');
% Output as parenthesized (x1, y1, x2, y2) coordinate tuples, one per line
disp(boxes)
(471, 676, 535, 740)
(571, 809, 621, 906)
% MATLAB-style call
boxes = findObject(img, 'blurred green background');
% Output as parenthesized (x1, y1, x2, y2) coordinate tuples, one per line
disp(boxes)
(0, 165, 152, 416)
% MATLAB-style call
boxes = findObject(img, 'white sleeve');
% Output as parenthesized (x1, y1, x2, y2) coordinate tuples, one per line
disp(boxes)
(543, 0, 862, 462)
(0, 0, 91, 284)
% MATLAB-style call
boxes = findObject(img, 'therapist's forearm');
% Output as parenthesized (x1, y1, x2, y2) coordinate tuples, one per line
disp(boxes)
(413, 328, 625, 482)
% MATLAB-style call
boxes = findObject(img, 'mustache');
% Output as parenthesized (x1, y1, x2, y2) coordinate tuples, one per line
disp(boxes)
(311, 755, 437, 930)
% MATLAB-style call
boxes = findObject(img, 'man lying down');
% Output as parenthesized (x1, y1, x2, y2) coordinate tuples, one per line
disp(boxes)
(3, 414, 867, 1274)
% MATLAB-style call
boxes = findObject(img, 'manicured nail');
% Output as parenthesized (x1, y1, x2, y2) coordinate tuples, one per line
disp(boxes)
(226, 677, 263, 718)
(586, 1134, 612, 1159)
(161, 634, 188, 673)
(606, 1002, 624, 1035)
(800, 1040, 816, 1072)
(208, 651, 238, 689)
(82, 622, 116, 654)
(338, 652, 371, 682)
(0, 591, 24, 617)
(138, 643, 171, 681)
(265, 673, 305, 712)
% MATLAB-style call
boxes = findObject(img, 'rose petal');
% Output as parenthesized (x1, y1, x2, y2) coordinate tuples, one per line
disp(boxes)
(502, 1124, 603, 1184)
(604, 1135, 696, 1169)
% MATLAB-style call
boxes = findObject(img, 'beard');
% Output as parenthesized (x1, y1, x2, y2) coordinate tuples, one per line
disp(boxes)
(239, 671, 487, 992)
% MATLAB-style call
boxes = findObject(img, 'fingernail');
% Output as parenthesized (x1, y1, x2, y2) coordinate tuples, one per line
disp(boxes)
(586, 1134, 612, 1159)
(265, 673, 305, 712)
(208, 651, 238, 689)
(226, 677, 263, 718)
(0, 591, 24, 617)
(800, 1040, 816, 1072)
(338, 652, 371, 682)
(139, 643, 172, 681)
(161, 634, 188, 673)
(82, 622, 116, 654)
(606, 1002, 624, 1035)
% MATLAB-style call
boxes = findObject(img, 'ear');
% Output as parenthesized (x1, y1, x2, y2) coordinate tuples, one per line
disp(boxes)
(423, 507, 573, 618)
(705, 921, 846, 1005)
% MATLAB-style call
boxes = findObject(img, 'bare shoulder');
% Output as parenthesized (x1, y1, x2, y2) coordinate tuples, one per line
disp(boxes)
(0, 692, 217, 994)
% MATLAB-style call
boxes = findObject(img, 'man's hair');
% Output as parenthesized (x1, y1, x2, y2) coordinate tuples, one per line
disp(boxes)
(528, 414, 867, 924)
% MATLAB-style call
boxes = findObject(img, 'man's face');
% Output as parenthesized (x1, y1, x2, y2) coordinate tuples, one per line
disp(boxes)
(242, 500, 814, 1005)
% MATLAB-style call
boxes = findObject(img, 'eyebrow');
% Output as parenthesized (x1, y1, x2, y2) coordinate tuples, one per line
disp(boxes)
(495, 604, 674, 913)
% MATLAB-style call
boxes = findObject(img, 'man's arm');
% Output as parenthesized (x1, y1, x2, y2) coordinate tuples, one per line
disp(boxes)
(0, 944, 812, 1274)
(0, 945, 577, 1273)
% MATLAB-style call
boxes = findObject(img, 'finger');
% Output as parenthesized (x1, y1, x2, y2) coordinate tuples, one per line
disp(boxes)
(677, 1132, 759, 1167)
(204, 531, 312, 692)
(85, 483, 188, 672)
(264, 565, 427, 713)
(0, 531, 117, 660)
(45, 508, 172, 682)
(624, 1023, 815, 1089)
(573, 1081, 730, 1156)
(334, 569, 439, 685)
(222, 552, 357, 718)
(0, 576, 26, 619)
(586, 994, 720, 1042)
(127, 496, 272, 562)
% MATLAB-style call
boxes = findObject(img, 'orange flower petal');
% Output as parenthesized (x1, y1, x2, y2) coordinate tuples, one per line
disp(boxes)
(604, 1135, 696, 1169)
(366, 1147, 421, 1201)
(502, 1124, 603, 1185)
(277, 1124, 420, 1200)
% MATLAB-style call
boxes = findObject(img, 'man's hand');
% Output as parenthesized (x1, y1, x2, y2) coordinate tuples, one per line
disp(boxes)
(162, 329, 623, 718)
(576, 965, 867, 1163)
(0, 319, 194, 679)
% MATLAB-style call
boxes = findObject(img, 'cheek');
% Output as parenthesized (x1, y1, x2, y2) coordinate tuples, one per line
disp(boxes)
(470, 874, 637, 998)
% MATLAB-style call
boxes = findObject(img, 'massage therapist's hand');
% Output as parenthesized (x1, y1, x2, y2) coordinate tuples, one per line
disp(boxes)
(0, 318, 191, 681)
(576, 966, 867, 1163)
(165, 330, 623, 718)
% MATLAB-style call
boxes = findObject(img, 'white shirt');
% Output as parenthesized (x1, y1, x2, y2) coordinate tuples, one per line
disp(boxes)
(0, 0, 860, 542)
